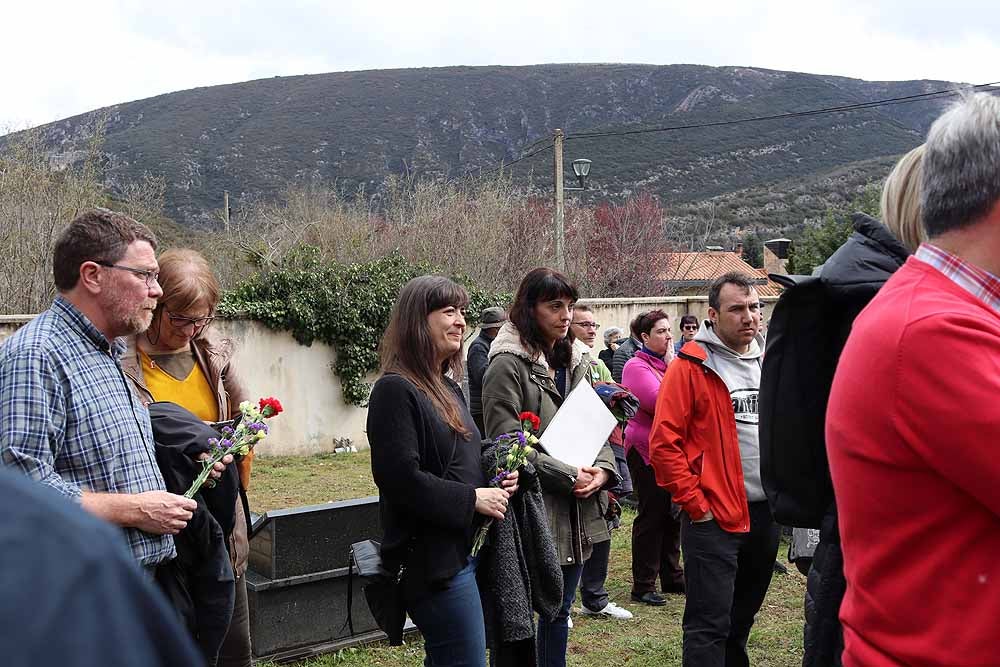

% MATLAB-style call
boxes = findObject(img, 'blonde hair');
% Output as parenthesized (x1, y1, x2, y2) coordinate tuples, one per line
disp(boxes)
(155, 249, 220, 315)
(881, 145, 927, 253)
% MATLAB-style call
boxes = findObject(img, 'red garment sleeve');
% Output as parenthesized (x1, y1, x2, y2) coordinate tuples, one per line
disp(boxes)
(648, 359, 710, 519)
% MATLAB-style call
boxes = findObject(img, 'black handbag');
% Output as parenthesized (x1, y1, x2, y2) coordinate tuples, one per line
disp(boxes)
(343, 427, 459, 644)
(346, 539, 408, 645)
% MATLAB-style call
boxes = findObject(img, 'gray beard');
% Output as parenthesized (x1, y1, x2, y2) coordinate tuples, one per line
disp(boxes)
(116, 311, 154, 339)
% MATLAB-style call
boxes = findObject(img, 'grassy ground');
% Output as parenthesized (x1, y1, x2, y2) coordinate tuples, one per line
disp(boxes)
(247, 451, 379, 512)
(249, 451, 806, 667)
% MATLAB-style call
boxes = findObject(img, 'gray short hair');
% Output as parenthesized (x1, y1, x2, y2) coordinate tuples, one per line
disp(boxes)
(603, 326, 623, 344)
(922, 92, 1000, 237)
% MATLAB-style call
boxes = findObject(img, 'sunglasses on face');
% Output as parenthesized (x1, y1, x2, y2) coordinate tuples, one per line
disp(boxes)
(682, 324, 698, 331)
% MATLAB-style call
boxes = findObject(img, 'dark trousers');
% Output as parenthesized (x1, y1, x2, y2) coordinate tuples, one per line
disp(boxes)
(536, 563, 584, 667)
(580, 538, 611, 611)
(803, 509, 845, 667)
(472, 413, 485, 439)
(218, 576, 252, 667)
(408, 558, 486, 667)
(680, 501, 780, 667)
(627, 448, 683, 594)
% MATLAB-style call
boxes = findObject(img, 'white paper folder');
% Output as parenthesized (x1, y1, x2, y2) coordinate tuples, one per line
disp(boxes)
(537, 381, 617, 469)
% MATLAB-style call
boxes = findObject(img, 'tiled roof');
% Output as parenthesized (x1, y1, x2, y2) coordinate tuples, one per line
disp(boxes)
(658, 251, 783, 297)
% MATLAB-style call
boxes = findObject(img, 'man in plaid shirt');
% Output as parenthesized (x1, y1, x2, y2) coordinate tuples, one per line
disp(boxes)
(0, 209, 228, 568)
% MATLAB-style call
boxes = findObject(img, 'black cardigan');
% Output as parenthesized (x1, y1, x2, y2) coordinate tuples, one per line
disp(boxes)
(367, 374, 483, 596)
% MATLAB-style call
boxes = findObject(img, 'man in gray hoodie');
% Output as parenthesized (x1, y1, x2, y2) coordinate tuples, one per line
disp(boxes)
(649, 272, 780, 667)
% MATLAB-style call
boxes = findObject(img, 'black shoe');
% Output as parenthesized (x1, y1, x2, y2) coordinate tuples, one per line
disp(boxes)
(630, 591, 667, 606)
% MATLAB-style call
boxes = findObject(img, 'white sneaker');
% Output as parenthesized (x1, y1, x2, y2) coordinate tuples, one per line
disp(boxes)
(580, 601, 634, 620)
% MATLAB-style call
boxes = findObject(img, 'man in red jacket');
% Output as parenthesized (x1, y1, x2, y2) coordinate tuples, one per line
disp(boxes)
(826, 92, 1000, 667)
(649, 272, 779, 667)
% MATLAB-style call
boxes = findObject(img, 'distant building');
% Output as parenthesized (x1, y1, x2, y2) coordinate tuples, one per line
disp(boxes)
(657, 248, 782, 297)
(763, 238, 792, 276)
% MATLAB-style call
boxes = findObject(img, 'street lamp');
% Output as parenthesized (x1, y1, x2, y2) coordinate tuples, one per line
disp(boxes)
(553, 129, 593, 271)
(570, 159, 592, 190)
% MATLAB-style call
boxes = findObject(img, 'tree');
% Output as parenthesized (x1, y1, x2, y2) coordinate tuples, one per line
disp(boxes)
(0, 127, 105, 313)
(740, 232, 764, 268)
(786, 212, 852, 275)
(786, 183, 882, 275)
(584, 192, 671, 297)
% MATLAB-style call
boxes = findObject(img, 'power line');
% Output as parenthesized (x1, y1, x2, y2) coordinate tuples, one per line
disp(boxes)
(444, 79, 1000, 184)
(450, 142, 554, 182)
(564, 81, 1000, 141)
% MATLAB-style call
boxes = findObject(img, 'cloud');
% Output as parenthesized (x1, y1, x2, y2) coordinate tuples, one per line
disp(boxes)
(2, 0, 997, 129)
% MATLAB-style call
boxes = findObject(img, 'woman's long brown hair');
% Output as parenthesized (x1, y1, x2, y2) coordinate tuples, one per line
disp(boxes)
(508, 267, 579, 369)
(379, 275, 472, 439)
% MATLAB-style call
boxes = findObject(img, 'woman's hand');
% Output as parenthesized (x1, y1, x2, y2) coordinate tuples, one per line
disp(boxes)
(572, 467, 595, 493)
(196, 452, 234, 483)
(475, 487, 510, 520)
(499, 470, 519, 496)
(573, 466, 609, 498)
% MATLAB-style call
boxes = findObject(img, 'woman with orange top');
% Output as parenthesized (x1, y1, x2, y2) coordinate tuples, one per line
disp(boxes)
(122, 248, 253, 667)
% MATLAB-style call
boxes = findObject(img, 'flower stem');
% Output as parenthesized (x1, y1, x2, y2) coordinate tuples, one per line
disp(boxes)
(184, 457, 217, 499)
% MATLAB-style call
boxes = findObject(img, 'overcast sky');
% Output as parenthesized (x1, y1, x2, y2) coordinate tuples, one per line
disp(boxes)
(3, 0, 999, 130)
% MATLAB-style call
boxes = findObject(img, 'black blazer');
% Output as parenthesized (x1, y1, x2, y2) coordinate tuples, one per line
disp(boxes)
(366, 374, 484, 597)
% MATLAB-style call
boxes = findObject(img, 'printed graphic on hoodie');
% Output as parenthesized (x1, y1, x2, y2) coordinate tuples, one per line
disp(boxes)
(731, 388, 759, 425)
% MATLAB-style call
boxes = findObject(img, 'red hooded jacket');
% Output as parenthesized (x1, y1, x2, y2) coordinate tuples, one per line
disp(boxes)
(648, 341, 751, 533)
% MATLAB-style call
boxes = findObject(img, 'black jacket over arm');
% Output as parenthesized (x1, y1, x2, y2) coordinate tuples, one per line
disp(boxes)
(367, 374, 483, 597)
(149, 402, 238, 666)
(803, 212, 909, 667)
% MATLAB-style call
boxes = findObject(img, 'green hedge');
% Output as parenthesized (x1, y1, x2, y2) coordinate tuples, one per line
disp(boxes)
(220, 249, 509, 405)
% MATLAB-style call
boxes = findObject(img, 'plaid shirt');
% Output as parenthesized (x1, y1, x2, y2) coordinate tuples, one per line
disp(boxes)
(915, 243, 1000, 314)
(0, 296, 174, 565)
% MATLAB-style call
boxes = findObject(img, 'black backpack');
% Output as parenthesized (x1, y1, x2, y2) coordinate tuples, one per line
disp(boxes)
(759, 274, 839, 528)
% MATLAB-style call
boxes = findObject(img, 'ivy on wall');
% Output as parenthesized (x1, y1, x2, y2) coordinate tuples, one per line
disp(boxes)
(219, 248, 510, 406)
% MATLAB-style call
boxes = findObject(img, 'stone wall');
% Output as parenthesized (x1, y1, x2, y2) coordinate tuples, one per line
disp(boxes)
(0, 315, 370, 457)
(0, 295, 776, 456)
(578, 296, 776, 354)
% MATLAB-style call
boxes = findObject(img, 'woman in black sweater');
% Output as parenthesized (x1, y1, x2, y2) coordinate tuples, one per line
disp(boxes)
(367, 275, 517, 667)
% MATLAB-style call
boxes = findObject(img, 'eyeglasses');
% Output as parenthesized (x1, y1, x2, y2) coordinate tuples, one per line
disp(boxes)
(572, 321, 600, 329)
(166, 311, 216, 330)
(97, 262, 160, 287)
(682, 324, 699, 331)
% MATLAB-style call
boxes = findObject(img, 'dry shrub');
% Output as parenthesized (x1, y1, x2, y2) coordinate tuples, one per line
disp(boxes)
(0, 122, 181, 314)
(0, 128, 105, 313)
(219, 175, 681, 297)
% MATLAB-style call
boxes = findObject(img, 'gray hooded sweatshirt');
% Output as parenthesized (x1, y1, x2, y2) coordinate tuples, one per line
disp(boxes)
(693, 322, 766, 502)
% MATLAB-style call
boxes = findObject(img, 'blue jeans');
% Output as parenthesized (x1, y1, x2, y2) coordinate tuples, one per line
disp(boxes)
(407, 558, 486, 667)
(580, 539, 611, 611)
(536, 563, 584, 667)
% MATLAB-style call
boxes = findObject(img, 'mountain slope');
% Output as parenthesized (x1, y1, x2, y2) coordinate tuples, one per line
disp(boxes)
(26, 63, 955, 228)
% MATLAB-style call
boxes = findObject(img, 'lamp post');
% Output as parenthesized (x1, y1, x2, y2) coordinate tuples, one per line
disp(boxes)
(552, 129, 592, 272)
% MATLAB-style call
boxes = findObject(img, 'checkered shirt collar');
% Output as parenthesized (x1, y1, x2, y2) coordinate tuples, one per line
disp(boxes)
(914, 243, 1000, 315)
